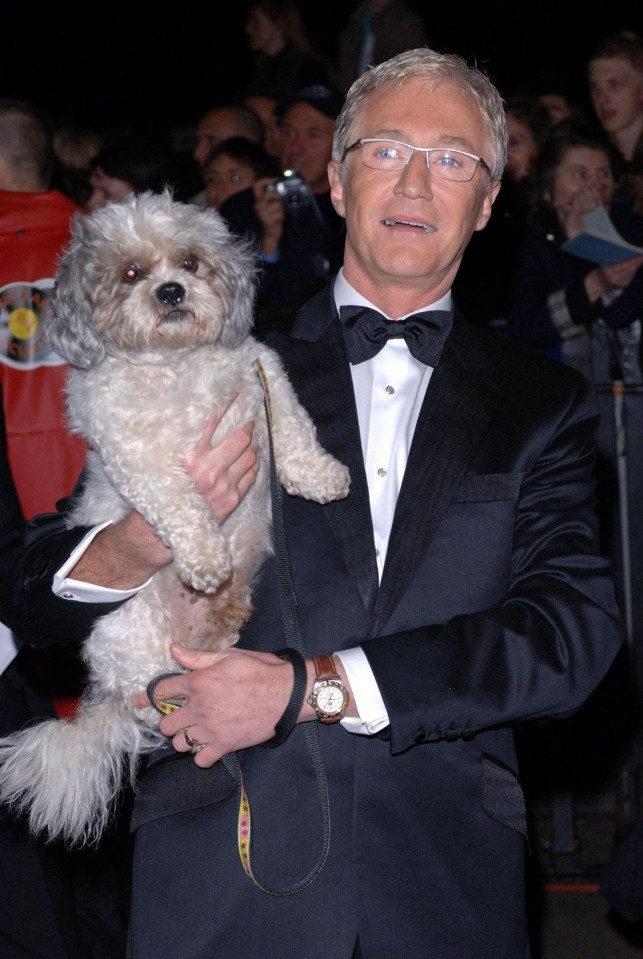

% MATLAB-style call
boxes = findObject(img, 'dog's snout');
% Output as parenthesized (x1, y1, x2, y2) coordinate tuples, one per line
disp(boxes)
(156, 282, 185, 307)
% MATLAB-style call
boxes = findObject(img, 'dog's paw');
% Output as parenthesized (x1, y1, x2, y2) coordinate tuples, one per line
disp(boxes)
(282, 456, 350, 504)
(174, 548, 232, 595)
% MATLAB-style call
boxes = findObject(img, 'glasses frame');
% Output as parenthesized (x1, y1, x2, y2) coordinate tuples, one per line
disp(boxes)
(341, 138, 492, 181)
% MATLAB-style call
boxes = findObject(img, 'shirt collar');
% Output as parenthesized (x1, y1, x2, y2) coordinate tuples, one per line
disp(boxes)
(333, 267, 452, 320)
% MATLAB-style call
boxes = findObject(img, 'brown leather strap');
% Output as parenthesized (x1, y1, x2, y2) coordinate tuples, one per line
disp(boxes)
(313, 654, 338, 681)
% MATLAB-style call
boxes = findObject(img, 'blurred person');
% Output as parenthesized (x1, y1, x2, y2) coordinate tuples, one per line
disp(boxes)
(202, 135, 279, 210)
(505, 94, 554, 183)
(0, 48, 623, 959)
(86, 132, 176, 211)
(52, 124, 103, 208)
(0, 99, 87, 521)
(242, 91, 281, 156)
(0, 97, 129, 959)
(239, 0, 331, 103)
(453, 95, 552, 330)
(220, 84, 346, 332)
(505, 124, 643, 744)
(332, 0, 426, 94)
(506, 125, 643, 381)
(538, 90, 588, 127)
(539, 92, 574, 124)
(190, 103, 265, 206)
(588, 30, 643, 215)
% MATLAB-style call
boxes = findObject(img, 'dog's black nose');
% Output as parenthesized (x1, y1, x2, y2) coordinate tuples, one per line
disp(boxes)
(156, 283, 185, 307)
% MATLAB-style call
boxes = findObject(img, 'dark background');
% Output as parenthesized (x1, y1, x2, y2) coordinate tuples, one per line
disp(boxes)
(3, 1, 636, 137)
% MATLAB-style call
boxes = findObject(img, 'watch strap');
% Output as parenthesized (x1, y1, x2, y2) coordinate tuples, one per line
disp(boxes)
(313, 654, 339, 682)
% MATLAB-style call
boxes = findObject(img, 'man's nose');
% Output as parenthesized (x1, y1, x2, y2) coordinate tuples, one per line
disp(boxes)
(394, 152, 433, 196)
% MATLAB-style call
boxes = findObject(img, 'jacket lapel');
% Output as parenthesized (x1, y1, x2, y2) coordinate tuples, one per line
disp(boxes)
(270, 295, 509, 632)
(369, 315, 508, 635)
(270, 287, 380, 617)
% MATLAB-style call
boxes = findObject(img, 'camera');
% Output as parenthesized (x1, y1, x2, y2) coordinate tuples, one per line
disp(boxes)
(265, 169, 313, 212)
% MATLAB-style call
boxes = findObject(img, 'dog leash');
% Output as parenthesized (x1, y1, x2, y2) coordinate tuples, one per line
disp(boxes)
(148, 359, 331, 896)
(217, 358, 331, 895)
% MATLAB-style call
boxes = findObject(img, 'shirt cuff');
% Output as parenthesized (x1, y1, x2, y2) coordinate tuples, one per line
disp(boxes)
(334, 646, 390, 735)
(52, 522, 152, 602)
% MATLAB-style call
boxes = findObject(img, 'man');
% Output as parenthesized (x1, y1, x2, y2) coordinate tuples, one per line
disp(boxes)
(0, 98, 129, 959)
(220, 84, 346, 333)
(1, 50, 623, 959)
(588, 30, 643, 214)
(0, 99, 88, 519)
(85, 132, 175, 211)
(189, 103, 266, 206)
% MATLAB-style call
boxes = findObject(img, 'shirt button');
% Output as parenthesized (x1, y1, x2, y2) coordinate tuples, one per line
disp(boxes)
(385, 385, 395, 394)
(377, 468, 387, 477)
(62, 591, 76, 600)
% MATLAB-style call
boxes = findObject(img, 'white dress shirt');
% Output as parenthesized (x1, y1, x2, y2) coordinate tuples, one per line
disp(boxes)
(332, 271, 451, 732)
(52, 269, 453, 735)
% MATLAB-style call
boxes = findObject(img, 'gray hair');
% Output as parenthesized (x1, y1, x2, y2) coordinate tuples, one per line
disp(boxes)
(332, 48, 507, 182)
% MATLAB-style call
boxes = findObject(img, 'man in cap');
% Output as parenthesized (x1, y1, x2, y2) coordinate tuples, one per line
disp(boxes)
(219, 84, 346, 334)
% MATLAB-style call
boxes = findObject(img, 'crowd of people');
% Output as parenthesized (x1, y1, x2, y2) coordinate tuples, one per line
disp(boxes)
(0, 4, 642, 957)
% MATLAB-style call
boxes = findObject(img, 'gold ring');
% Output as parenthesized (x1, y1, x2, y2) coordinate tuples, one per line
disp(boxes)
(184, 728, 200, 749)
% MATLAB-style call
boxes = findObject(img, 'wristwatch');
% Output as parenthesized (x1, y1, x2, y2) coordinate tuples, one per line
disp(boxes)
(307, 654, 349, 724)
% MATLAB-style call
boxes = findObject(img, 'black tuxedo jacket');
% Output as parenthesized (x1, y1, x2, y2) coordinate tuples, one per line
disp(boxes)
(2, 284, 623, 959)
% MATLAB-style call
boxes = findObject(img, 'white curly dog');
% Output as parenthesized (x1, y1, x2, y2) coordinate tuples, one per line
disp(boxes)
(0, 190, 350, 846)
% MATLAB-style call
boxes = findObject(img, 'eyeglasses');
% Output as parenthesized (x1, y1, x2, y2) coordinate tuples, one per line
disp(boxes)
(341, 138, 492, 182)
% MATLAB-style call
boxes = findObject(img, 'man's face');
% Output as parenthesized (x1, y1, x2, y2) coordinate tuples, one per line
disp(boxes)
(589, 57, 643, 136)
(278, 102, 336, 193)
(193, 110, 248, 169)
(328, 78, 499, 300)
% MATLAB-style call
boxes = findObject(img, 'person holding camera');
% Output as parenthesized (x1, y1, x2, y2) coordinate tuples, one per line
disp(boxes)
(219, 84, 346, 336)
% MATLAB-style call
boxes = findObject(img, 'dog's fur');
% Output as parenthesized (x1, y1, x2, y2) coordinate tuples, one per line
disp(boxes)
(0, 190, 350, 846)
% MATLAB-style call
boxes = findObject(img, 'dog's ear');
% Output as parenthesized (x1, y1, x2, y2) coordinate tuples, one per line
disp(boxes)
(217, 234, 260, 348)
(48, 215, 108, 369)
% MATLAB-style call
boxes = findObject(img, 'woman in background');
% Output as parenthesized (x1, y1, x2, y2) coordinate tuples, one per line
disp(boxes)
(506, 124, 643, 382)
(203, 136, 279, 211)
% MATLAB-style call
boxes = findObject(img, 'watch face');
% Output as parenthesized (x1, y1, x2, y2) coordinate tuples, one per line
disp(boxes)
(316, 682, 346, 715)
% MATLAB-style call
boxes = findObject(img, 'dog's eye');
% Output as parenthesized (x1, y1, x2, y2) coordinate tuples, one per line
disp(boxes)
(123, 263, 144, 283)
(182, 257, 199, 274)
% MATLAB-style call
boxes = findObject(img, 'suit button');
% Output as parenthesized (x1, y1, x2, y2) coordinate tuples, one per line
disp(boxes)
(412, 729, 426, 744)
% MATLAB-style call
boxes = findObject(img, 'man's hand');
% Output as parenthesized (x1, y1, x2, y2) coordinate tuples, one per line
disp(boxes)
(68, 398, 259, 589)
(181, 401, 259, 524)
(252, 176, 286, 257)
(132, 644, 315, 766)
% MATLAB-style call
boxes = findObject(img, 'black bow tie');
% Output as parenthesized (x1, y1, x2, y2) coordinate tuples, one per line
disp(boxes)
(339, 305, 453, 366)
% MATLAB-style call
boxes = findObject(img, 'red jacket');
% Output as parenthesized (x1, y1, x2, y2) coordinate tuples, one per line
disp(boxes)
(0, 189, 87, 519)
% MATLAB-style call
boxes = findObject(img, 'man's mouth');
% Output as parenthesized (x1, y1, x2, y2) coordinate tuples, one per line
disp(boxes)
(382, 218, 436, 233)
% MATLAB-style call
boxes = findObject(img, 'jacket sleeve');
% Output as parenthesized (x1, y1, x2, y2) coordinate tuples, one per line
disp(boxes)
(362, 372, 624, 752)
(0, 497, 129, 647)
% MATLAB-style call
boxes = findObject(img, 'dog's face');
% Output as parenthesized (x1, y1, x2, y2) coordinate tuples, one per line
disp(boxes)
(49, 189, 259, 369)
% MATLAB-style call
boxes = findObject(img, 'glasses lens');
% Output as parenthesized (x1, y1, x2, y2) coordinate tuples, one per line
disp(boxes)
(360, 140, 411, 170)
(427, 150, 477, 182)
(356, 140, 481, 181)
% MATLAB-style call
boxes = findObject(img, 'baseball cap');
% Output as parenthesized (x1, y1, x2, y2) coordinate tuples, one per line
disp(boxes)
(275, 85, 345, 122)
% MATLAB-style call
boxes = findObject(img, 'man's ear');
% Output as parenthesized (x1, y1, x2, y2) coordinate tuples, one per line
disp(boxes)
(328, 161, 346, 218)
(474, 179, 502, 232)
